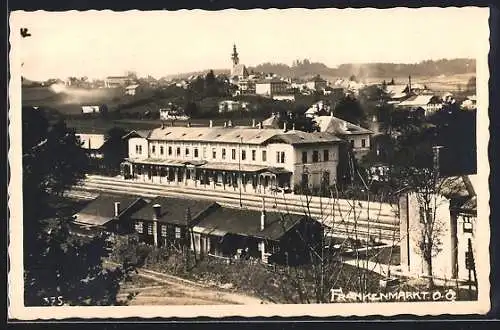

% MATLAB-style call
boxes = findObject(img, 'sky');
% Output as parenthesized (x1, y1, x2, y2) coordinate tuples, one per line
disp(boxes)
(11, 7, 489, 81)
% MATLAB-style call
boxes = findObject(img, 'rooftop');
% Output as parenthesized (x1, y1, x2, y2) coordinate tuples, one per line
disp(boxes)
(122, 129, 152, 139)
(106, 76, 130, 80)
(231, 64, 248, 77)
(76, 133, 106, 150)
(398, 95, 440, 107)
(256, 78, 288, 84)
(74, 194, 147, 226)
(193, 206, 307, 241)
(268, 131, 342, 145)
(129, 196, 217, 226)
(315, 115, 373, 135)
(147, 126, 341, 145)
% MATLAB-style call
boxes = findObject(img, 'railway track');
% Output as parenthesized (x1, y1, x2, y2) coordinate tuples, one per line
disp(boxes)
(70, 175, 401, 243)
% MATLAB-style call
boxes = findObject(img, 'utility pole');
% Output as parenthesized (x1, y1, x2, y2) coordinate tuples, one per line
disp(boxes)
(432, 145, 444, 184)
(239, 137, 243, 208)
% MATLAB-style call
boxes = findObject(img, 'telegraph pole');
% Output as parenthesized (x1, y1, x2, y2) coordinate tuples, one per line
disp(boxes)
(239, 137, 243, 208)
(432, 145, 444, 180)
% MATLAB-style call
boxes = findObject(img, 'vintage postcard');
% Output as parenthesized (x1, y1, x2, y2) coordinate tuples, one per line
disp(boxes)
(8, 7, 491, 319)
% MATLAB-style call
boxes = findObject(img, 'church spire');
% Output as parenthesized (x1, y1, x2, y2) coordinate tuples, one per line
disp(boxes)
(231, 44, 239, 66)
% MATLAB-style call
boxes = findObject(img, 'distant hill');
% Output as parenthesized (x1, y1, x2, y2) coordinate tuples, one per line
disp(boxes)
(163, 69, 230, 80)
(166, 58, 475, 81)
(249, 58, 476, 80)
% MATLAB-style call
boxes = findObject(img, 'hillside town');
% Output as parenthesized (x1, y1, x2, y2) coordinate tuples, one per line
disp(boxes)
(21, 43, 479, 306)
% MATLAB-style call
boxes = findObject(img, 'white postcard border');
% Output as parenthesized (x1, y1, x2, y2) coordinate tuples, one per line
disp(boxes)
(8, 7, 492, 319)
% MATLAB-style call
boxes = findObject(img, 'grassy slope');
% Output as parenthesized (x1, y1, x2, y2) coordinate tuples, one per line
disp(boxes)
(23, 72, 474, 134)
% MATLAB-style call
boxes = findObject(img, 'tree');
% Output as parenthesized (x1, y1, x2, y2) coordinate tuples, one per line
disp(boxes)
(22, 106, 129, 305)
(333, 95, 366, 126)
(184, 102, 198, 118)
(368, 119, 447, 288)
(205, 70, 216, 87)
(100, 104, 109, 119)
(25, 217, 129, 306)
(23, 114, 89, 198)
(277, 111, 319, 133)
(204, 70, 219, 98)
(466, 76, 476, 94)
(101, 127, 128, 175)
(394, 166, 446, 289)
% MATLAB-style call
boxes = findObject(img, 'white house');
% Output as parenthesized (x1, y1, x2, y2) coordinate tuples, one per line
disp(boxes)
(305, 75, 327, 92)
(305, 101, 331, 118)
(255, 78, 289, 97)
(385, 84, 410, 103)
(272, 94, 296, 102)
(218, 100, 249, 113)
(76, 133, 106, 158)
(237, 79, 256, 95)
(81, 106, 100, 114)
(125, 84, 141, 96)
(396, 95, 443, 116)
(461, 95, 477, 110)
(105, 76, 133, 88)
(121, 124, 342, 193)
(315, 114, 373, 159)
(159, 108, 189, 121)
(399, 175, 477, 281)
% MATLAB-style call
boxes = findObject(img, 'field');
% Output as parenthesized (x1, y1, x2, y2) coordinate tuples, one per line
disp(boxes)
(362, 73, 476, 93)
(22, 86, 159, 115)
(24, 72, 475, 135)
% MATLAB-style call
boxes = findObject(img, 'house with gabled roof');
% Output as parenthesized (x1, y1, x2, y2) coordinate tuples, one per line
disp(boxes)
(128, 196, 218, 249)
(396, 94, 443, 116)
(121, 123, 342, 193)
(315, 114, 373, 159)
(71, 194, 148, 235)
(399, 175, 478, 281)
(191, 205, 323, 264)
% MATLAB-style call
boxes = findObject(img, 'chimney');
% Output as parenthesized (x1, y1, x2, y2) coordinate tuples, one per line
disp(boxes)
(209, 120, 213, 128)
(260, 197, 266, 231)
(152, 203, 161, 220)
(114, 202, 121, 217)
(252, 118, 256, 127)
(408, 75, 412, 94)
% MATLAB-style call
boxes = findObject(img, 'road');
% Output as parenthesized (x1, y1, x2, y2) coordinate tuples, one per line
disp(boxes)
(69, 174, 400, 243)
(110, 263, 267, 305)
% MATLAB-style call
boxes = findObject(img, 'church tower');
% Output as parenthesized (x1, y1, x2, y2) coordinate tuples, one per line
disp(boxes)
(231, 44, 240, 66)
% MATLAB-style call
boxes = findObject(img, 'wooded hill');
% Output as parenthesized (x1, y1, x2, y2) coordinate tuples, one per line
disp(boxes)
(165, 58, 476, 81)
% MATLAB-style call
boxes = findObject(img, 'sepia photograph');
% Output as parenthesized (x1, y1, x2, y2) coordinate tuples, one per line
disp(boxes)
(8, 6, 491, 319)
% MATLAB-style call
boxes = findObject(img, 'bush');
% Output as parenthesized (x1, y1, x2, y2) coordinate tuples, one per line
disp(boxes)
(110, 235, 153, 268)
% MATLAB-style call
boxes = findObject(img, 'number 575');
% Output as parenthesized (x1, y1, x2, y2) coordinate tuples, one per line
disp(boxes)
(42, 296, 64, 306)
